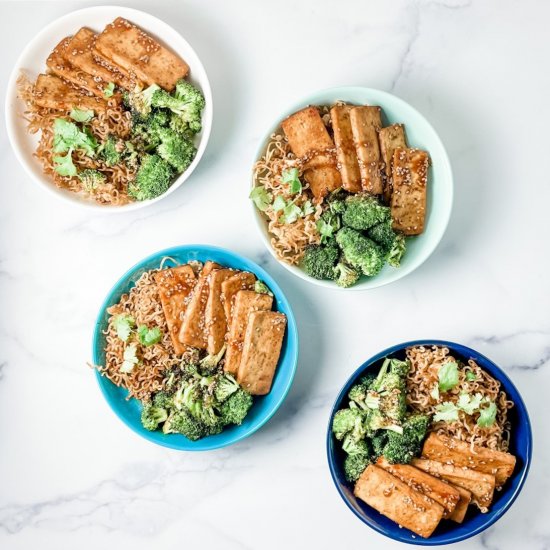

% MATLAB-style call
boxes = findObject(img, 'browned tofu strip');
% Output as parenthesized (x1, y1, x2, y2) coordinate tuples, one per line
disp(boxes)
(224, 290, 273, 375)
(237, 311, 287, 395)
(221, 271, 256, 327)
(378, 124, 407, 203)
(422, 433, 516, 488)
(447, 484, 472, 523)
(330, 105, 362, 193)
(377, 457, 459, 518)
(94, 17, 189, 91)
(154, 265, 196, 355)
(178, 261, 220, 349)
(391, 148, 430, 235)
(349, 106, 384, 194)
(412, 459, 495, 511)
(354, 465, 444, 539)
(65, 28, 135, 90)
(281, 106, 341, 199)
(33, 74, 107, 112)
(205, 269, 235, 355)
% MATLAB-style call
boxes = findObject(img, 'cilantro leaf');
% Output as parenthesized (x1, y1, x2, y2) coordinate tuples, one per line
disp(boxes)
(280, 202, 302, 224)
(272, 195, 287, 212)
(137, 325, 162, 347)
(316, 218, 334, 243)
(70, 108, 94, 123)
(113, 314, 135, 342)
(302, 200, 315, 217)
(120, 343, 139, 373)
(249, 186, 273, 211)
(430, 384, 440, 401)
(53, 118, 97, 157)
(281, 168, 302, 194)
(103, 82, 115, 98)
(457, 392, 483, 415)
(477, 401, 497, 427)
(438, 361, 459, 392)
(434, 402, 459, 422)
(465, 371, 477, 382)
(53, 151, 77, 177)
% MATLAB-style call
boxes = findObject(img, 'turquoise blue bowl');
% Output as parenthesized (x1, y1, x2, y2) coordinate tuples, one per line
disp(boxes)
(92, 245, 299, 451)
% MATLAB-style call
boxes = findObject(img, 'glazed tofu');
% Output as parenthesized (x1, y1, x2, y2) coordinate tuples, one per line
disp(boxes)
(378, 123, 407, 203)
(447, 484, 472, 523)
(422, 433, 516, 488)
(349, 106, 384, 194)
(354, 465, 444, 539)
(205, 269, 235, 355)
(391, 148, 430, 235)
(237, 311, 287, 395)
(376, 457, 460, 518)
(221, 271, 256, 327)
(178, 261, 220, 349)
(281, 106, 341, 199)
(330, 105, 362, 193)
(65, 28, 134, 90)
(33, 74, 107, 112)
(224, 290, 273, 375)
(154, 265, 196, 355)
(94, 17, 189, 91)
(412, 459, 495, 511)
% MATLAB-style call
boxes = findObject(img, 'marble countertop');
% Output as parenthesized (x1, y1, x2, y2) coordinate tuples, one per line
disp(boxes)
(1, 0, 548, 548)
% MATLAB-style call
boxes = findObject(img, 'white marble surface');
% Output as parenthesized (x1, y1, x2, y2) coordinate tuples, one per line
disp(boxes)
(1, 0, 548, 548)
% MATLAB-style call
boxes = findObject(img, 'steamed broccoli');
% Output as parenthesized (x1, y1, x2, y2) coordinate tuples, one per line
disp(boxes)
(78, 169, 106, 192)
(199, 344, 226, 375)
(336, 227, 385, 277)
(303, 241, 339, 280)
(156, 127, 196, 173)
(370, 358, 409, 424)
(343, 452, 370, 482)
(368, 219, 407, 268)
(141, 404, 168, 431)
(214, 373, 240, 403)
(101, 135, 122, 167)
(128, 154, 174, 201)
(387, 234, 406, 268)
(382, 413, 430, 464)
(342, 435, 370, 456)
(219, 389, 253, 426)
(333, 260, 360, 288)
(342, 195, 389, 230)
(126, 84, 161, 118)
(370, 431, 388, 458)
(169, 409, 205, 441)
(153, 391, 173, 409)
(332, 408, 365, 441)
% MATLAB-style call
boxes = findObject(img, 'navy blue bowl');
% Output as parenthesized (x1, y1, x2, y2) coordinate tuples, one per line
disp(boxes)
(326, 340, 532, 545)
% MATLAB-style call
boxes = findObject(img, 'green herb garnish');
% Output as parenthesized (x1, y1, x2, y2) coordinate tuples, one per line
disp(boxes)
(113, 314, 135, 342)
(281, 168, 302, 194)
(280, 202, 302, 224)
(70, 108, 94, 123)
(316, 219, 335, 243)
(120, 344, 139, 373)
(433, 402, 459, 422)
(53, 152, 77, 177)
(103, 82, 115, 98)
(438, 361, 459, 392)
(53, 119, 97, 156)
(477, 401, 497, 427)
(465, 371, 477, 382)
(457, 393, 483, 415)
(137, 325, 162, 347)
(249, 186, 273, 211)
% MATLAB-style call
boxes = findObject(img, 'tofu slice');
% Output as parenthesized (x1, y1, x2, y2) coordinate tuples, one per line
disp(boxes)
(349, 106, 384, 194)
(224, 290, 273, 376)
(65, 28, 134, 90)
(376, 457, 460, 518)
(221, 271, 256, 327)
(154, 265, 196, 355)
(33, 74, 107, 112)
(178, 261, 220, 349)
(378, 123, 407, 203)
(205, 269, 235, 355)
(330, 105, 362, 193)
(391, 148, 430, 235)
(237, 311, 287, 395)
(447, 484, 472, 523)
(354, 465, 444, 539)
(281, 106, 342, 199)
(412, 458, 495, 511)
(94, 17, 189, 91)
(422, 433, 516, 488)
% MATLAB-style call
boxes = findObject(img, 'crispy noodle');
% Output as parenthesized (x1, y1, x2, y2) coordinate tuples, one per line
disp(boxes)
(406, 345, 513, 452)
(17, 73, 134, 205)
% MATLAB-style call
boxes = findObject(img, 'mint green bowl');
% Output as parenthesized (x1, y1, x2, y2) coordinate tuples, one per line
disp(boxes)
(251, 86, 453, 291)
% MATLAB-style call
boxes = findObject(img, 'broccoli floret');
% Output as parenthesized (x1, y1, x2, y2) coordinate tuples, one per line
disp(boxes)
(128, 154, 174, 201)
(369, 358, 409, 424)
(199, 344, 226, 375)
(152, 391, 173, 409)
(214, 373, 240, 403)
(303, 241, 339, 280)
(332, 408, 364, 441)
(387, 234, 406, 268)
(156, 127, 197, 173)
(336, 227, 385, 277)
(78, 169, 106, 192)
(101, 135, 122, 167)
(126, 84, 161, 118)
(219, 389, 253, 426)
(333, 260, 360, 288)
(342, 195, 390, 230)
(342, 435, 370, 456)
(382, 413, 430, 464)
(326, 188, 349, 214)
(254, 280, 273, 296)
(367, 218, 396, 251)
(169, 409, 205, 441)
(343, 452, 370, 482)
(141, 404, 168, 431)
(370, 431, 388, 458)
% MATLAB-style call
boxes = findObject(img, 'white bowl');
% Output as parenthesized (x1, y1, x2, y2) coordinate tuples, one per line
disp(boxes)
(5, 5, 213, 212)
(251, 86, 453, 291)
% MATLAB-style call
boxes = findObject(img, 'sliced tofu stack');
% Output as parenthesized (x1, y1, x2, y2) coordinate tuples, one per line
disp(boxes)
(390, 148, 430, 235)
(412, 458, 495, 511)
(447, 484, 472, 523)
(422, 433, 516, 488)
(33, 73, 107, 112)
(205, 269, 235, 355)
(378, 123, 407, 204)
(93, 17, 189, 91)
(237, 310, 286, 395)
(154, 265, 196, 355)
(178, 261, 220, 349)
(224, 290, 273, 376)
(281, 106, 342, 199)
(221, 271, 256, 327)
(354, 465, 444, 539)
(330, 105, 362, 193)
(349, 106, 384, 194)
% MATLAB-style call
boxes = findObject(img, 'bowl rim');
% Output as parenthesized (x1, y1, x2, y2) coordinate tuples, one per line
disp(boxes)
(5, 5, 213, 213)
(250, 85, 454, 291)
(326, 339, 533, 545)
(91, 244, 299, 451)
